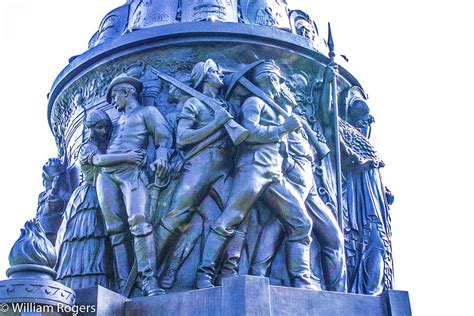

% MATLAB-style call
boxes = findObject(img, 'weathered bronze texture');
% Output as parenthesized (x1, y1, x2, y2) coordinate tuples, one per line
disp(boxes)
(1, 2, 400, 310)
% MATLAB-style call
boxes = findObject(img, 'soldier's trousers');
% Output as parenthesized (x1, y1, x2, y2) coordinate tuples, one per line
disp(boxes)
(198, 161, 313, 287)
(160, 147, 231, 234)
(97, 167, 151, 234)
(96, 166, 157, 287)
(250, 158, 347, 292)
(156, 147, 237, 270)
(211, 162, 312, 243)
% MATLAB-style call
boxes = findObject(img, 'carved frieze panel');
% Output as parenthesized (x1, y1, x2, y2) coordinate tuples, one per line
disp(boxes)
(240, 0, 290, 30)
(181, 0, 238, 22)
(289, 10, 326, 52)
(128, 0, 179, 31)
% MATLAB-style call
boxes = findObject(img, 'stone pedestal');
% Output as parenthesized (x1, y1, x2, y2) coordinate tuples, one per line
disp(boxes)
(0, 264, 75, 316)
(73, 276, 411, 316)
(75, 286, 126, 316)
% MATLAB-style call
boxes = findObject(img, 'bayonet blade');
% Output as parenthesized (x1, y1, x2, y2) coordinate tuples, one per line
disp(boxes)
(328, 22, 335, 61)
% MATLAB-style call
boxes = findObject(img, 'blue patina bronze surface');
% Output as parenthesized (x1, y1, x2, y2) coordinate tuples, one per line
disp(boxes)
(0, 1, 407, 314)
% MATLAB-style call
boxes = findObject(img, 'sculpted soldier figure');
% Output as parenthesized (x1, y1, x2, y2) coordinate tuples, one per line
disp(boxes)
(96, 74, 172, 296)
(196, 61, 314, 289)
(153, 59, 236, 281)
(158, 79, 201, 288)
(155, 66, 251, 289)
(250, 74, 347, 292)
(164, 74, 192, 132)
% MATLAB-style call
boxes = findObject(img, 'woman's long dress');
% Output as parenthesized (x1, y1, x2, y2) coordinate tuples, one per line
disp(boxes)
(56, 142, 112, 289)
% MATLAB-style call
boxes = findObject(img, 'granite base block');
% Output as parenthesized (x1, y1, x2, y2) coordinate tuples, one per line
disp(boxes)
(75, 286, 126, 316)
(74, 276, 411, 316)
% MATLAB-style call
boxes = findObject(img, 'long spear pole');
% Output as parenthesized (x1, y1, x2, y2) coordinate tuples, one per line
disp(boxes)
(328, 23, 344, 230)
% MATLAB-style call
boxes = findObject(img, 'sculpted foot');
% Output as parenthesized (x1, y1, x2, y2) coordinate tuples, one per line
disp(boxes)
(160, 269, 177, 290)
(143, 278, 166, 296)
(293, 281, 317, 290)
(195, 274, 215, 289)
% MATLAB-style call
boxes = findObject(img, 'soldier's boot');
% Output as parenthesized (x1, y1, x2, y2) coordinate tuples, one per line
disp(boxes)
(249, 224, 283, 277)
(195, 230, 229, 289)
(131, 223, 165, 296)
(160, 232, 196, 289)
(321, 246, 347, 292)
(160, 261, 179, 290)
(286, 241, 316, 290)
(249, 252, 273, 278)
(110, 232, 133, 292)
(155, 222, 180, 265)
(219, 230, 246, 280)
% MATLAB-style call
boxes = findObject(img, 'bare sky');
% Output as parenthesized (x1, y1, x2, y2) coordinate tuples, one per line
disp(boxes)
(0, 1, 472, 315)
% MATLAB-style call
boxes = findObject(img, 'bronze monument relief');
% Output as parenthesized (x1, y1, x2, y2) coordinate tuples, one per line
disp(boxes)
(0, 1, 410, 315)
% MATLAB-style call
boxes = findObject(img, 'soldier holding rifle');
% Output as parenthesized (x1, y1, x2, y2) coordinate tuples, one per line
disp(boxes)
(153, 59, 243, 279)
(196, 61, 314, 290)
(250, 73, 347, 292)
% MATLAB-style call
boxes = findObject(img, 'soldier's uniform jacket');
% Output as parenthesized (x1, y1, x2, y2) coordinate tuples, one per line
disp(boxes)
(237, 96, 288, 174)
(177, 97, 234, 152)
(107, 105, 172, 157)
(287, 128, 314, 163)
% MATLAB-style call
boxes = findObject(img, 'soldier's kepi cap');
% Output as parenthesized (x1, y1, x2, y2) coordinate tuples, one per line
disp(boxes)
(191, 59, 218, 89)
(252, 61, 286, 83)
(106, 73, 144, 103)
